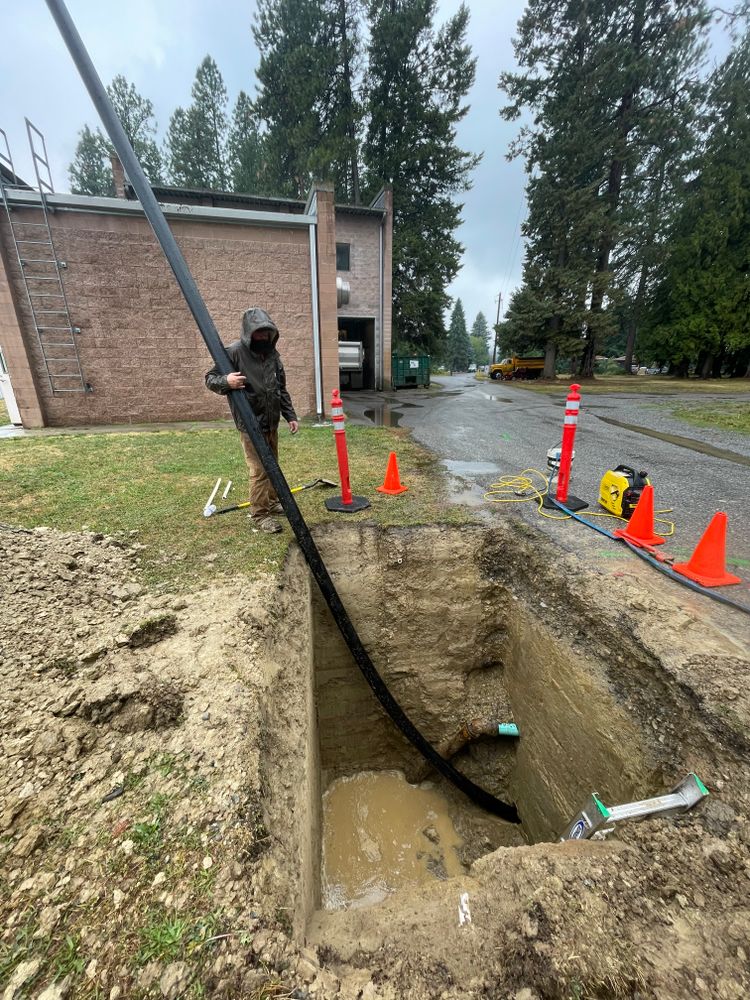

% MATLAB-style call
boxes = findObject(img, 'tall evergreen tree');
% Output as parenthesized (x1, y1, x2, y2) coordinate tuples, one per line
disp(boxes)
(641, 11, 750, 377)
(446, 299, 472, 370)
(501, 0, 710, 376)
(165, 56, 229, 188)
(69, 75, 162, 194)
(364, 0, 479, 356)
(69, 125, 113, 196)
(228, 91, 268, 192)
(470, 311, 490, 366)
(252, 0, 363, 200)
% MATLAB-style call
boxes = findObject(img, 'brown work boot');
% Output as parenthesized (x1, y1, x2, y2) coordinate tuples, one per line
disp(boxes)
(255, 516, 282, 534)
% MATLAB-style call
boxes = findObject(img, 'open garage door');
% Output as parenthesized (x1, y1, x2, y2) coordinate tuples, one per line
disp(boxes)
(338, 317, 375, 390)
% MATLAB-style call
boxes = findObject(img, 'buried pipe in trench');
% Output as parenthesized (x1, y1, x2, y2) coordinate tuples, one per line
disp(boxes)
(45, 0, 519, 824)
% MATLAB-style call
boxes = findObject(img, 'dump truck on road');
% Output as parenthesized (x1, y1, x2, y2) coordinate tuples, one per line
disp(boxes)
(489, 356, 545, 380)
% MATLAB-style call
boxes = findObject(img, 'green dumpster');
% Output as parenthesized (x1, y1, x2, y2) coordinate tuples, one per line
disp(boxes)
(391, 354, 430, 389)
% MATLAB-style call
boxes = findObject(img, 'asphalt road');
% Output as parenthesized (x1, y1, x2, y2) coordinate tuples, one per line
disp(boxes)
(344, 375, 750, 603)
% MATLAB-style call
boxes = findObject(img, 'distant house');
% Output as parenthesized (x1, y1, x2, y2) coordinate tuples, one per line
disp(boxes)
(0, 156, 392, 428)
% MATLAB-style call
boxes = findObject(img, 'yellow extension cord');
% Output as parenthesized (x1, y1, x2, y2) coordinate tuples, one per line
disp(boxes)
(483, 467, 675, 536)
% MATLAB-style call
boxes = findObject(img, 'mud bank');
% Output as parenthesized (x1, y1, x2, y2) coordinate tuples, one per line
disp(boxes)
(2, 521, 749, 999)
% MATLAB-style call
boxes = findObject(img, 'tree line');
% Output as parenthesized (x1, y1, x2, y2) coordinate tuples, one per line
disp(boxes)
(68, 0, 479, 360)
(499, 0, 750, 379)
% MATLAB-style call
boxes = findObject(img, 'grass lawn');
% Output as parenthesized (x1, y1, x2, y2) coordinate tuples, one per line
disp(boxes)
(0, 398, 8, 425)
(510, 375, 750, 396)
(0, 424, 468, 587)
(667, 401, 750, 435)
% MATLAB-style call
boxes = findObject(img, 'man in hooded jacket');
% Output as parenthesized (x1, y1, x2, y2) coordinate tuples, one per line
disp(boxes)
(205, 307, 298, 533)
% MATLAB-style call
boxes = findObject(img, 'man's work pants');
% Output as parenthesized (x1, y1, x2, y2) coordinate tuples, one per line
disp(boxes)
(239, 427, 279, 521)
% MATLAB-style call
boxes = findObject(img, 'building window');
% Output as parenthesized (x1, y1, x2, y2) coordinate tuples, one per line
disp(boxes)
(336, 243, 351, 271)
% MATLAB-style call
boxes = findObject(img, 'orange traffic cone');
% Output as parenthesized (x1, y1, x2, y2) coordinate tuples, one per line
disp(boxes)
(376, 452, 408, 495)
(672, 513, 741, 587)
(613, 484, 664, 547)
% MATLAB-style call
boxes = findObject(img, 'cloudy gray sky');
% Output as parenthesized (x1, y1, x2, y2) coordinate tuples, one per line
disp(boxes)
(1, 1, 732, 332)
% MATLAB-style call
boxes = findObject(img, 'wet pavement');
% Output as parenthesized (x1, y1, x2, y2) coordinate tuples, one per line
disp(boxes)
(343, 377, 750, 590)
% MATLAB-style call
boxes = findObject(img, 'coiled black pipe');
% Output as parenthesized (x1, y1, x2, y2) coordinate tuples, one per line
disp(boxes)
(45, 0, 520, 824)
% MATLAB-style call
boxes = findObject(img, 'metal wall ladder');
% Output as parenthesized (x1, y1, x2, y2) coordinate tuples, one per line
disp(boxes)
(0, 120, 89, 394)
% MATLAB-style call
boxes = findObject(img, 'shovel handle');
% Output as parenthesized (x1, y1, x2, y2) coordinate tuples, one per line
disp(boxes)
(214, 501, 252, 516)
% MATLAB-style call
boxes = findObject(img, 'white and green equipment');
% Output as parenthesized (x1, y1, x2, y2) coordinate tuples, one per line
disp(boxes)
(559, 773, 708, 841)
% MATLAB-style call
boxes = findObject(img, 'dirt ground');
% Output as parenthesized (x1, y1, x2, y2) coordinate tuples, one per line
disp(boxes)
(1, 520, 749, 1000)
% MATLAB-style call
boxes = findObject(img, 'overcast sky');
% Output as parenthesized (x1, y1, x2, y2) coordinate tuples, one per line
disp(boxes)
(1, 1, 732, 332)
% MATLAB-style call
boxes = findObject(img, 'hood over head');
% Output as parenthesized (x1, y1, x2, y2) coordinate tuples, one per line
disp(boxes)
(241, 307, 279, 349)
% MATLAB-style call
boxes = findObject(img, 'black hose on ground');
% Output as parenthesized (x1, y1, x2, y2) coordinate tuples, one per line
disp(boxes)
(45, 0, 520, 824)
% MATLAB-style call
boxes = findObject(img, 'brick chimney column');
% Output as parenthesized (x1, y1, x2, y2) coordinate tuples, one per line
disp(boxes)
(110, 154, 127, 199)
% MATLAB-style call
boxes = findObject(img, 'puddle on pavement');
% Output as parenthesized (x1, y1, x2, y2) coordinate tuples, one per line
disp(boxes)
(443, 459, 500, 477)
(321, 770, 464, 910)
(363, 405, 403, 428)
(596, 415, 750, 468)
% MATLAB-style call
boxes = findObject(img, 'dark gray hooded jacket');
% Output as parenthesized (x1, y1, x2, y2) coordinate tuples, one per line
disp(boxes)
(205, 307, 297, 434)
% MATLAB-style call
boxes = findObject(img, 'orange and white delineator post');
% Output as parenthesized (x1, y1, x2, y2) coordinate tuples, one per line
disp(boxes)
(324, 388, 371, 513)
(553, 383, 587, 511)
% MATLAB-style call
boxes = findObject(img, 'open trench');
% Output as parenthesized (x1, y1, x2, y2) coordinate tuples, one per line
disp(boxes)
(249, 523, 711, 942)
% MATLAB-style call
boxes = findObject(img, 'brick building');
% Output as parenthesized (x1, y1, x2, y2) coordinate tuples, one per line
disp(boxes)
(0, 165, 392, 428)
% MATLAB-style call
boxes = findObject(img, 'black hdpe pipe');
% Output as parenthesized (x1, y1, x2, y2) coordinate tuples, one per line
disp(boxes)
(45, 0, 520, 824)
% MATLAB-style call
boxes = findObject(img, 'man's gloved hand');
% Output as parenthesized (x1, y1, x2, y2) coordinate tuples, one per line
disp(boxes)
(227, 372, 246, 389)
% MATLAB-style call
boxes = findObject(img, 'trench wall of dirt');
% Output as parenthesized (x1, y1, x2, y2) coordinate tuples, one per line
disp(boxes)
(504, 609, 657, 842)
(253, 548, 321, 936)
(311, 527, 514, 791)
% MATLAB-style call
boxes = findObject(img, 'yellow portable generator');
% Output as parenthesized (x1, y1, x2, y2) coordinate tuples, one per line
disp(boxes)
(599, 465, 650, 519)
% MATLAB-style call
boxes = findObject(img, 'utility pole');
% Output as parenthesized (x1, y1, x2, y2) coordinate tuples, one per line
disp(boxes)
(492, 293, 502, 365)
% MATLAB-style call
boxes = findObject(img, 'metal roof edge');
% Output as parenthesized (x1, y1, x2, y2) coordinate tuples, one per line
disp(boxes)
(4, 189, 314, 228)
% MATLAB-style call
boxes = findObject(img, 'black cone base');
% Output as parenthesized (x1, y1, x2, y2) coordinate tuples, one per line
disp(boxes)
(542, 493, 588, 512)
(325, 495, 371, 513)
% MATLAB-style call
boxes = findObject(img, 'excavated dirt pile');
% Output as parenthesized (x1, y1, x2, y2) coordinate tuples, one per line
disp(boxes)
(1, 521, 749, 1000)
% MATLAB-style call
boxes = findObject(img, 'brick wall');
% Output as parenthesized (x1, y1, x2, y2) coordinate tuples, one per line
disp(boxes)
(0, 207, 317, 426)
(334, 213, 380, 319)
(0, 235, 44, 427)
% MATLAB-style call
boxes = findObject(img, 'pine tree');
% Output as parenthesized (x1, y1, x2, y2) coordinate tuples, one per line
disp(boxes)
(364, 0, 479, 356)
(69, 76, 162, 194)
(252, 0, 363, 200)
(446, 299, 472, 371)
(165, 56, 228, 188)
(69, 125, 113, 196)
(228, 91, 267, 192)
(470, 312, 490, 366)
(501, 0, 710, 376)
(641, 12, 750, 377)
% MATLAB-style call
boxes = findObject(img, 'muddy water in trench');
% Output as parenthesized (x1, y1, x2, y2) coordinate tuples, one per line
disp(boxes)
(321, 771, 464, 910)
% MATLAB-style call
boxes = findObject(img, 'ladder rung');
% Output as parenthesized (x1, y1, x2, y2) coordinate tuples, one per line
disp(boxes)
(51, 388, 87, 393)
(35, 309, 68, 315)
(16, 239, 54, 246)
(37, 325, 73, 331)
(46, 358, 80, 363)
(40, 343, 76, 349)
(29, 292, 65, 298)
(8, 221, 49, 228)
(21, 258, 57, 265)
(23, 276, 59, 282)
(47, 372, 84, 378)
